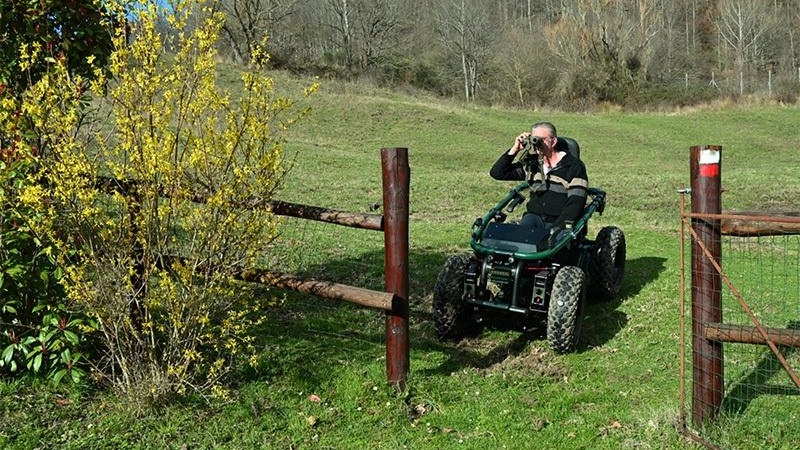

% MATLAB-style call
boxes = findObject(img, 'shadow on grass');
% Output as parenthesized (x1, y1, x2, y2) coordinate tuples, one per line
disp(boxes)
(721, 321, 800, 416)
(580, 256, 667, 350)
(239, 251, 668, 387)
(234, 247, 448, 388)
(239, 246, 535, 387)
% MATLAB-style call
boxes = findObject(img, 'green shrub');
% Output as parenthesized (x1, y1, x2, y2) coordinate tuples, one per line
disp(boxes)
(1, 140, 94, 384)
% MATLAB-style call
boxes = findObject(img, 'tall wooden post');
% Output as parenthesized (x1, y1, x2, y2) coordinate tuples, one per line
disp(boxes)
(381, 147, 410, 388)
(690, 145, 724, 425)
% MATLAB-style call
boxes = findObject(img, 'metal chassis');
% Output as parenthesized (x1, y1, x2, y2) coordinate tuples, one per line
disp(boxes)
(464, 183, 606, 315)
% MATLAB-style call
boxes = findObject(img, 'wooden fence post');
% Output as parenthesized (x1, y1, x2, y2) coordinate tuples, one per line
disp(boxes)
(690, 145, 724, 425)
(381, 147, 410, 389)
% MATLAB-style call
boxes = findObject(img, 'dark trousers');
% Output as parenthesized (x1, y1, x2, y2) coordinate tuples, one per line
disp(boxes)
(520, 213, 548, 230)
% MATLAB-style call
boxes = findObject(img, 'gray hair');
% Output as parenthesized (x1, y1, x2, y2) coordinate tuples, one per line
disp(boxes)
(531, 121, 557, 138)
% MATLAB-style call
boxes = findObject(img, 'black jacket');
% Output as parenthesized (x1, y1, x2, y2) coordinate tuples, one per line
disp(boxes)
(489, 149, 588, 228)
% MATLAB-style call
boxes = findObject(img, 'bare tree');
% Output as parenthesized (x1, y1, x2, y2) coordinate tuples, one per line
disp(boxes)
(354, 0, 407, 69)
(716, 0, 769, 73)
(543, 0, 661, 101)
(324, 0, 356, 71)
(219, 0, 297, 63)
(489, 25, 555, 106)
(790, 4, 800, 74)
(435, 0, 493, 102)
(213, 0, 800, 107)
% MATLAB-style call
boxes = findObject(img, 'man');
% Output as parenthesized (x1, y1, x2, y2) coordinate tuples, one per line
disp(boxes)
(489, 121, 588, 232)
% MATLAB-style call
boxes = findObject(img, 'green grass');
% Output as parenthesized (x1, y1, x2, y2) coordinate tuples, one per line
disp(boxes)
(2, 71, 800, 449)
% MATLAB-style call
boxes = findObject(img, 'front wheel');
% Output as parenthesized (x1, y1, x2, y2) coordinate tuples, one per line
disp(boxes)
(432, 254, 471, 341)
(589, 226, 626, 302)
(547, 266, 586, 354)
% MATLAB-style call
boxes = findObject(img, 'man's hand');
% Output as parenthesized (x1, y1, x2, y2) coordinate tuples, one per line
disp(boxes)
(509, 132, 531, 155)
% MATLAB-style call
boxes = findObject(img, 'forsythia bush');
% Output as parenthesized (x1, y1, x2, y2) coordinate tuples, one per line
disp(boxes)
(5, 0, 318, 404)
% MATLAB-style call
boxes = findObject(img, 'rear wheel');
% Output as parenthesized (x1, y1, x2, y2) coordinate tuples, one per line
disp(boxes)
(547, 266, 586, 354)
(432, 254, 471, 340)
(589, 226, 626, 302)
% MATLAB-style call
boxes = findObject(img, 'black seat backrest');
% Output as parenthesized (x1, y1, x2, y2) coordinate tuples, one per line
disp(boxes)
(555, 136, 580, 160)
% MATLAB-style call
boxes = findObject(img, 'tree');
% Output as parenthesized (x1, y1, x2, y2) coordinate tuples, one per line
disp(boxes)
(488, 26, 556, 106)
(434, 0, 493, 102)
(207, 0, 800, 108)
(219, 0, 297, 64)
(324, 0, 356, 71)
(0, 0, 115, 94)
(543, 0, 662, 105)
(715, 0, 772, 73)
(1, 0, 120, 383)
(354, 0, 406, 69)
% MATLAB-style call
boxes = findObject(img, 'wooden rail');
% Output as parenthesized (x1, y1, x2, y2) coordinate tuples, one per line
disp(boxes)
(720, 211, 800, 236)
(237, 270, 394, 310)
(269, 200, 384, 231)
(705, 323, 800, 347)
(94, 178, 384, 231)
(99, 147, 410, 388)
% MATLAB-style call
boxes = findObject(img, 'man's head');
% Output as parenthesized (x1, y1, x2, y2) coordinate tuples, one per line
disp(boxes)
(531, 122, 558, 153)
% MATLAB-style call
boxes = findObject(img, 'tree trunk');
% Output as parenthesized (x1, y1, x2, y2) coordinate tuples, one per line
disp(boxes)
(462, 51, 470, 101)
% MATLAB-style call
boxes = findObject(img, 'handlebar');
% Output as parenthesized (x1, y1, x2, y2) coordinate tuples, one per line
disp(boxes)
(507, 191, 525, 213)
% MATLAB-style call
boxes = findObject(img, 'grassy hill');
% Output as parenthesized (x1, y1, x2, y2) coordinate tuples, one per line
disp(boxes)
(2, 70, 799, 449)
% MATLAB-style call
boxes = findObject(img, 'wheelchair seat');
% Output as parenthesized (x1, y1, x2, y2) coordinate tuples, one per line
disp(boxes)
(555, 136, 580, 160)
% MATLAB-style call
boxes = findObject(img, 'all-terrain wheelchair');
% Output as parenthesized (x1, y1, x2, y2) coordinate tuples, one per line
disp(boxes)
(432, 137, 626, 353)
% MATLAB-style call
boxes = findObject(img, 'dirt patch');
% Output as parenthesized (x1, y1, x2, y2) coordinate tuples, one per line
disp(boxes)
(477, 344, 569, 380)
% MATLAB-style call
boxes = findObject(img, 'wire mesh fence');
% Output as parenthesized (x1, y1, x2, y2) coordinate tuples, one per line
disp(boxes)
(680, 209, 800, 450)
